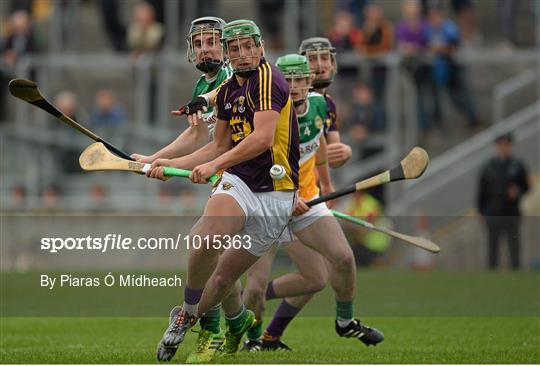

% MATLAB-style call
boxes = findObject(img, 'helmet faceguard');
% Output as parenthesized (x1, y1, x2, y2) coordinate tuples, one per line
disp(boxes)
(299, 37, 337, 89)
(222, 20, 263, 78)
(276, 54, 312, 108)
(187, 16, 226, 73)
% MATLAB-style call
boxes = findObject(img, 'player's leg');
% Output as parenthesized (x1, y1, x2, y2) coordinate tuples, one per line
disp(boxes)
(199, 246, 261, 354)
(267, 240, 328, 299)
(293, 216, 384, 346)
(242, 248, 277, 351)
(158, 194, 245, 351)
(262, 241, 327, 351)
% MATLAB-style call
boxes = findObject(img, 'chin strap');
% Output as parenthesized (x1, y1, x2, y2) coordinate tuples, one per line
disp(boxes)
(293, 99, 306, 107)
(234, 68, 257, 78)
(196, 60, 223, 73)
(312, 79, 332, 89)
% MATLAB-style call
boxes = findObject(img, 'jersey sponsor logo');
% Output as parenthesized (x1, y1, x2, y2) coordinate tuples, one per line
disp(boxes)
(300, 139, 321, 156)
(225, 102, 232, 110)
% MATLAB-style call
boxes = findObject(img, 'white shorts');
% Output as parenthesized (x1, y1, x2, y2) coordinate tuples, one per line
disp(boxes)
(278, 194, 333, 244)
(212, 172, 296, 256)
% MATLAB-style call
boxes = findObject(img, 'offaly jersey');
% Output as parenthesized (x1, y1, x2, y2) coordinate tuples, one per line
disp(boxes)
(192, 64, 233, 124)
(215, 58, 299, 192)
(298, 92, 327, 200)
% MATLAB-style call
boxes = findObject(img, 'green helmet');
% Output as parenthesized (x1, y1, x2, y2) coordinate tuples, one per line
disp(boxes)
(221, 19, 262, 46)
(276, 54, 311, 78)
(298, 37, 337, 89)
(221, 20, 263, 78)
(186, 16, 226, 73)
(276, 54, 312, 107)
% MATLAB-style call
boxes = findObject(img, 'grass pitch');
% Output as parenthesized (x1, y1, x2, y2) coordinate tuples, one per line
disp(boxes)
(1, 270, 539, 363)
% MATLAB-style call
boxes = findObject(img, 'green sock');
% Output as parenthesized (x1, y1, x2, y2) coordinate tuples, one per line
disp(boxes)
(200, 305, 221, 333)
(247, 320, 262, 340)
(336, 299, 353, 321)
(225, 304, 246, 333)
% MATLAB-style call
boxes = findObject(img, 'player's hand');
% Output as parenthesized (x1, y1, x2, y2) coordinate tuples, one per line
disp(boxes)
(147, 158, 172, 181)
(190, 161, 218, 184)
(327, 142, 352, 168)
(293, 197, 310, 216)
(320, 182, 336, 208)
(131, 153, 154, 164)
(172, 96, 209, 127)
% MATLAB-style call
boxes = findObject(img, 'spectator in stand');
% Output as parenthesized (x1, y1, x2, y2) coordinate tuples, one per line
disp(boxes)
(54, 91, 82, 173)
(10, 185, 27, 209)
(396, 0, 439, 134)
(335, 0, 369, 27)
(426, 6, 480, 130)
(328, 10, 363, 100)
(54, 90, 78, 122)
(91, 89, 126, 128)
(127, 2, 164, 58)
(99, 0, 127, 51)
(477, 133, 529, 270)
(358, 3, 394, 102)
(3, 9, 36, 61)
(328, 10, 363, 52)
(347, 83, 385, 160)
(497, 0, 519, 49)
(257, 0, 285, 50)
(1, 10, 36, 121)
(450, 0, 480, 48)
(41, 184, 61, 210)
(127, 2, 163, 123)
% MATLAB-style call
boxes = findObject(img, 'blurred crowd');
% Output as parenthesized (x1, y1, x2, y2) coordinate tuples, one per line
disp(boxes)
(2, 0, 536, 154)
(1, 1, 536, 265)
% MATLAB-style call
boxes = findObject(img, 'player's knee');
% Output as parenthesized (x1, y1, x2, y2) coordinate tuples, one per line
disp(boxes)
(212, 270, 235, 291)
(310, 274, 328, 293)
(332, 251, 355, 272)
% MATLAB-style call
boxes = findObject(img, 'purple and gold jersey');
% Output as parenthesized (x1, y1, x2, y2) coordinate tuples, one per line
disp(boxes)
(215, 58, 299, 192)
(324, 94, 338, 135)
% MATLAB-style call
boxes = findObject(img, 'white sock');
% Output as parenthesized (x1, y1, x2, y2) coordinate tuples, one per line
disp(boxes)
(183, 301, 199, 316)
(337, 318, 353, 328)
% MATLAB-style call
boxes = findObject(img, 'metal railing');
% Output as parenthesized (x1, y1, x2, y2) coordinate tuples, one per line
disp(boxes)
(493, 67, 539, 123)
(2, 49, 538, 212)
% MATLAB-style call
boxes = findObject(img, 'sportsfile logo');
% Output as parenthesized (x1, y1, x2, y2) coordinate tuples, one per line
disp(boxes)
(40, 234, 252, 253)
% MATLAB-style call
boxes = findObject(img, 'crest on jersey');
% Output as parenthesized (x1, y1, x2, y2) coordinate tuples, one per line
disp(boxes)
(325, 118, 332, 129)
(315, 116, 323, 130)
(238, 96, 246, 113)
(221, 182, 234, 191)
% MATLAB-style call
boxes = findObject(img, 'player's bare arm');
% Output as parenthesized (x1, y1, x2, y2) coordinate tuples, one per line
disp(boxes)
(147, 119, 232, 180)
(132, 122, 210, 163)
(191, 110, 279, 184)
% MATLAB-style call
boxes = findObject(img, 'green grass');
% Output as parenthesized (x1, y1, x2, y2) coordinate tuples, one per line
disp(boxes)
(1, 317, 538, 363)
(1, 270, 539, 363)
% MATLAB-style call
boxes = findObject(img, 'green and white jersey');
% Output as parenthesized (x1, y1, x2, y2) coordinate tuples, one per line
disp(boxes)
(298, 92, 327, 165)
(191, 63, 233, 125)
(297, 92, 327, 200)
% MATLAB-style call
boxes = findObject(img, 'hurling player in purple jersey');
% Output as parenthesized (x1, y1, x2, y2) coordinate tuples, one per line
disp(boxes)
(147, 19, 300, 357)
(299, 37, 352, 168)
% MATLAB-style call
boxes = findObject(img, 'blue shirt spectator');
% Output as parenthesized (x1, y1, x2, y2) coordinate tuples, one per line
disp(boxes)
(91, 89, 126, 128)
(426, 9, 460, 86)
